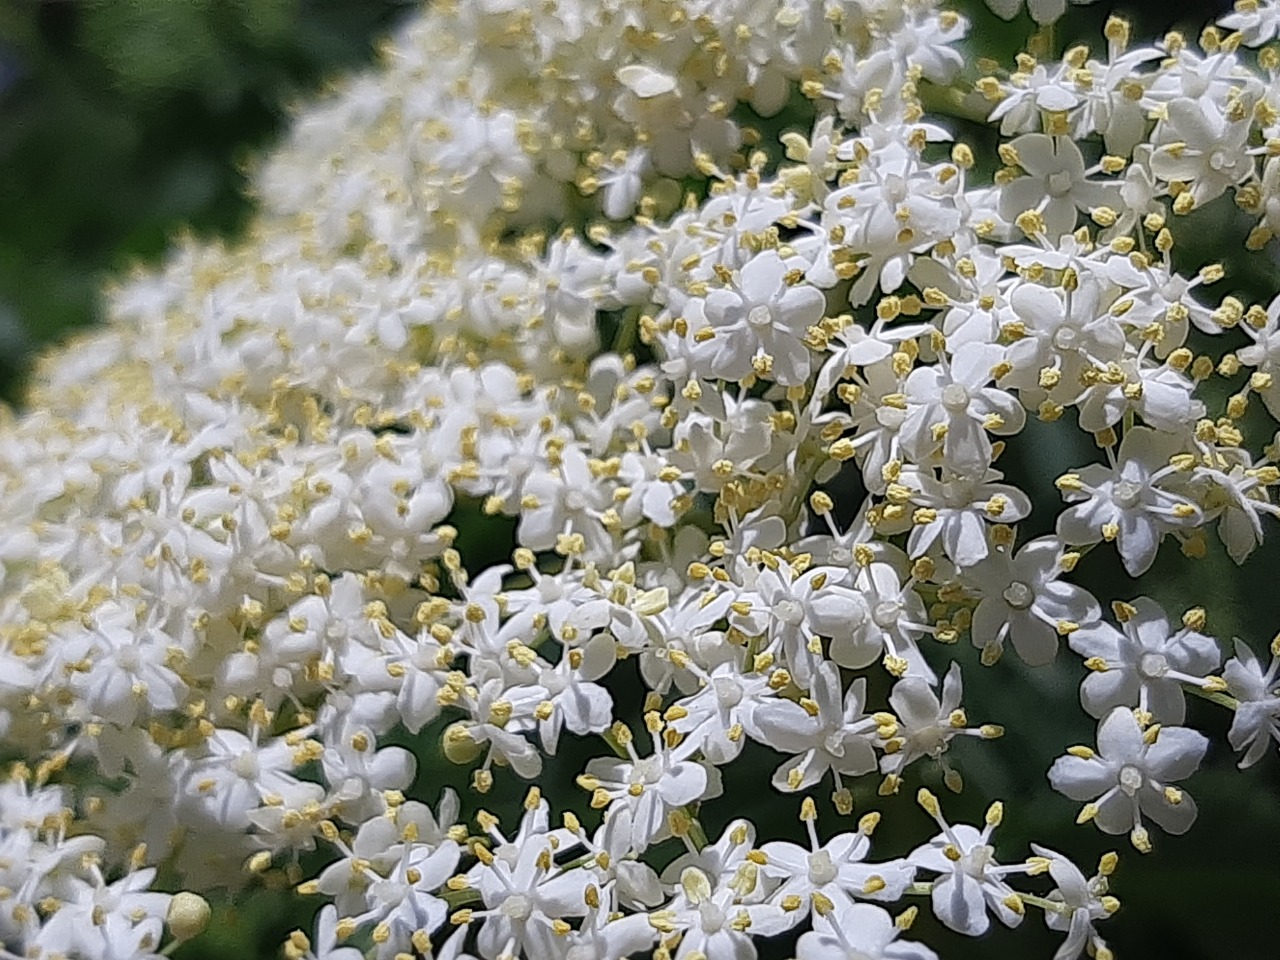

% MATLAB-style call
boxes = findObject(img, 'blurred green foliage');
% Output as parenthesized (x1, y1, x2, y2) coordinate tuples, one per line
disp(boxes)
(0, 0, 406, 400)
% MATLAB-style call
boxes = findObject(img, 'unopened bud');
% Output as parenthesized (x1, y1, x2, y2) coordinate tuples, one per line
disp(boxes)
(167, 893, 211, 943)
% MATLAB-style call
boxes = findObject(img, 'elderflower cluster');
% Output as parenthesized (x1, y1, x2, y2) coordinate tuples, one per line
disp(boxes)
(5, 0, 1280, 958)
(0, 778, 209, 959)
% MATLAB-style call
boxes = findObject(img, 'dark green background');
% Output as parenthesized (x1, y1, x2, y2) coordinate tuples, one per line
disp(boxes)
(0, 0, 406, 401)
(3, 1, 1278, 958)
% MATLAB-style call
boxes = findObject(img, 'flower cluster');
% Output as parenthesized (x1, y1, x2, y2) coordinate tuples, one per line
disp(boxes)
(0, 778, 209, 959)
(4, 0, 1280, 958)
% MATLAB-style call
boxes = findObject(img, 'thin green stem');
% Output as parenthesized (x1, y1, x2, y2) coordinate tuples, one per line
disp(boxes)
(602, 728, 630, 760)
(685, 808, 710, 850)
(443, 886, 484, 909)
(1184, 683, 1239, 711)
(781, 446, 828, 534)
(612, 310, 638, 355)
(1020, 892, 1073, 916)
(917, 83, 991, 126)
(905, 879, 1073, 916)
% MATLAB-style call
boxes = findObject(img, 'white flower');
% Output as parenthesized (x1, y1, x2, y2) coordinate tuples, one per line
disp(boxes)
(1222, 639, 1280, 768)
(663, 865, 790, 960)
(36, 867, 171, 960)
(1068, 597, 1220, 724)
(465, 801, 593, 960)
(1074, 357, 1204, 435)
(1197, 448, 1280, 563)
(830, 561, 935, 681)
(452, 677, 546, 781)
(900, 342, 1024, 478)
(585, 731, 715, 857)
(1220, 0, 1280, 46)
(985, 0, 1100, 27)
(820, 315, 933, 381)
(695, 249, 826, 386)
(879, 663, 987, 788)
(1236, 293, 1280, 421)
(1048, 707, 1208, 849)
(986, 62, 1079, 136)
(753, 663, 878, 793)
(4, 0, 1280, 956)
(668, 660, 777, 765)
(179, 728, 305, 831)
(1150, 97, 1253, 209)
(58, 600, 188, 726)
(517, 446, 615, 559)
(1000, 277, 1125, 396)
(1027, 846, 1117, 960)
(797, 901, 937, 960)
(758, 801, 915, 920)
(533, 633, 615, 756)
(998, 135, 1120, 240)
(908, 793, 1024, 937)
(900, 467, 1032, 568)
(964, 537, 1100, 666)
(598, 148, 652, 220)
(320, 728, 416, 823)
(730, 560, 866, 687)
(1055, 427, 1202, 576)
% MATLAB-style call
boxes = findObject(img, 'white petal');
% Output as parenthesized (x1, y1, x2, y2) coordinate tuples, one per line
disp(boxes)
(1143, 726, 1208, 781)
(1095, 707, 1143, 761)
(1047, 755, 1112, 802)
(616, 64, 677, 98)
(932, 873, 990, 936)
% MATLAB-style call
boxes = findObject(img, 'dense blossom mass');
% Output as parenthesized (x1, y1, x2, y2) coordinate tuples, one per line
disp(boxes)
(4, 0, 1280, 958)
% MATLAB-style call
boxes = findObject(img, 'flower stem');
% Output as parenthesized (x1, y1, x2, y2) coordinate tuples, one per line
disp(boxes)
(1185, 683, 1239, 711)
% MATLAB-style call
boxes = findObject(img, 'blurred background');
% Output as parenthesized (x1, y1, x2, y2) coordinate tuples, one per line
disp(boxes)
(3, 1, 1279, 959)
(0, 0, 407, 402)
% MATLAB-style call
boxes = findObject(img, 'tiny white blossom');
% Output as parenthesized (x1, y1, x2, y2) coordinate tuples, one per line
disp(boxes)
(908, 792, 1025, 937)
(1049, 707, 1208, 849)
(1223, 639, 1280, 768)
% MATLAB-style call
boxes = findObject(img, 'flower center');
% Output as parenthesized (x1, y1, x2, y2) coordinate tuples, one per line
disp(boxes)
(1113, 480, 1143, 509)
(1047, 170, 1073, 197)
(775, 599, 805, 626)
(563, 489, 588, 512)
(634, 756, 663, 784)
(698, 901, 727, 933)
(1138, 652, 1169, 679)
(713, 676, 743, 709)
(941, 383, 971, 413)
(962, 844, 994, 878)
(1119, 764, 1144, 796)
(807, 850, 838, 886)
(1052, 326, 1078, 350)
(500, 893, 533, 921)
(1208, 149, 1231, 172)
(872, 600, 902, 628)
(1002, 581, 1034, 610)
(232, 751, 259, 780)
(747, 304, 774, 328)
